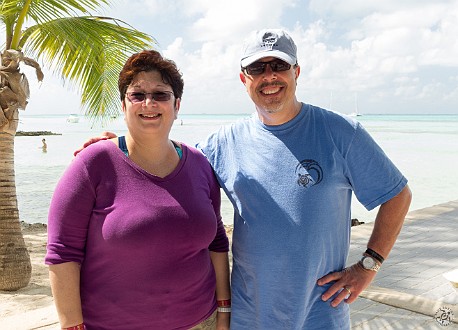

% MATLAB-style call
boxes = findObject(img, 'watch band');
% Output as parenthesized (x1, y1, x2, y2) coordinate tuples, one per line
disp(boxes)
(365, 248, 385, 264)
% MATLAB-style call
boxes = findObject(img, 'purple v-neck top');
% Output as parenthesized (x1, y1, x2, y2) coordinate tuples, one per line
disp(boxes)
(46, 140, 229, 329)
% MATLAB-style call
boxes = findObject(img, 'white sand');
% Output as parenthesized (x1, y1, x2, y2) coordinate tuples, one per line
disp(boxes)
(0, 225, 58, 329)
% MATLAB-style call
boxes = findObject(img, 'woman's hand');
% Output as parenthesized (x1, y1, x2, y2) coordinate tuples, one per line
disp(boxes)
(216, 311, 230, 330)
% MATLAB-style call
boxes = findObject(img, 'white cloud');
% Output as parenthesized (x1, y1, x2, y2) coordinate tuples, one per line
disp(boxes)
(154, 0, 297, 45)
(163, 37, 185, 59)
(7, 0, 458, 115)
(288, 1, 458, 113)
(103, 0, 180, 19)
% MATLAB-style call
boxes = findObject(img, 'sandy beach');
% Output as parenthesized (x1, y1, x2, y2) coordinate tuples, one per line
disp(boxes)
(1, 202, 457, 329)
(0, 223, 56, 330)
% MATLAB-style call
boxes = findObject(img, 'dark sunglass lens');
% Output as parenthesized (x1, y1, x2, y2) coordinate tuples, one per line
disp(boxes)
(272, 60, 291, 72)
(246, 62, 265, 75)
(152, 92, 172, 101)
(129, 93, 146, 102)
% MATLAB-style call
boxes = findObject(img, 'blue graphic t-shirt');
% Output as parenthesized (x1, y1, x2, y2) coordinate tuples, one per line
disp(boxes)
(198, 104, 407, 329)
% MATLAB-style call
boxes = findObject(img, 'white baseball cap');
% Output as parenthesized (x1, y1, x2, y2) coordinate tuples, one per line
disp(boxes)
(240, 29, 297, 68)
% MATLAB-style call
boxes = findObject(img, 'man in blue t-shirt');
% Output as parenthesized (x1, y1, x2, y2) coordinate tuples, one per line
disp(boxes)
(77, 29, 412, 329)
(197, 29, 411, 329)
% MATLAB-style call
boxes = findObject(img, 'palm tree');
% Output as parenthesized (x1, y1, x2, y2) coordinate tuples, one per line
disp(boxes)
(0, 0, 154, 290)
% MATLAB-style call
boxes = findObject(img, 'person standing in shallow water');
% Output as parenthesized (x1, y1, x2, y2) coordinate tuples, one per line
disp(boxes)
(41, 138, 47, 152)
(74, 29, 412, 329)
(46, 50, 230, 330)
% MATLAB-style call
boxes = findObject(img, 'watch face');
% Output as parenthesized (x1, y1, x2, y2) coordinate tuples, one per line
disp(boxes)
(362, 256, 376, 269)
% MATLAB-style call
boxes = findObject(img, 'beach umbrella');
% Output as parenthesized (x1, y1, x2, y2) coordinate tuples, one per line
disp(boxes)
(0, 0, 155, 290)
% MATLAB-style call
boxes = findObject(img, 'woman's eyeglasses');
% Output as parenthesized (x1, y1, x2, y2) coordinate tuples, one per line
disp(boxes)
(125, 91, 174, 103)
(242, 59, 293, 76)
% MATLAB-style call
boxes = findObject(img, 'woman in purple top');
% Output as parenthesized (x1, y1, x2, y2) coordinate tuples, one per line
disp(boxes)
(45, 50, 230, 330)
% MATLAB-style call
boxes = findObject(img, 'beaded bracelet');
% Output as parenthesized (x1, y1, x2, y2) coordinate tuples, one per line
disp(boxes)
(217, 306, 232, 313)
(217, 299, 231, 307)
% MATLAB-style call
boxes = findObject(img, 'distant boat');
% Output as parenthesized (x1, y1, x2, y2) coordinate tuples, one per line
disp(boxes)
(66, 114, 80, 123)
(349, 111, 362, 117)
(349, 93, 362, 117)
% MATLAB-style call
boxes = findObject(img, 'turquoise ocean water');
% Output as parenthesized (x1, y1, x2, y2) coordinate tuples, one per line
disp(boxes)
(14, 113, 458, 225)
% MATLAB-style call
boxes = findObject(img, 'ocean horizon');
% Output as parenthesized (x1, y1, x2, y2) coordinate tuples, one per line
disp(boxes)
(14, 112, 458, 226)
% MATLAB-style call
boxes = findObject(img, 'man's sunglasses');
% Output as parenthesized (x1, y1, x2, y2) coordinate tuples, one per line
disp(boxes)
(242, 59, 293, 76)
(125, 91, 174, 103)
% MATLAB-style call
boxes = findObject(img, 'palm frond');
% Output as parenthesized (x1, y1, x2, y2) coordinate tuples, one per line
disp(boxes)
(1, 0, 112, 23)
(1, 0, 112, 48)
(21, 16, 155, 124)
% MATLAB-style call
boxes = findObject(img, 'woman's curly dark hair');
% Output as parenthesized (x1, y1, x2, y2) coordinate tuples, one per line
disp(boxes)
(118, 50, 184, 101)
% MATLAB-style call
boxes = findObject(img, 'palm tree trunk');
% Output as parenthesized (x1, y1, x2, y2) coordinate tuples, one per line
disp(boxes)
(0, 115, 32, 290)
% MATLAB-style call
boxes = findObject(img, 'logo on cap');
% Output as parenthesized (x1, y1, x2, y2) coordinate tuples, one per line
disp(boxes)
(261, 33, 279, 50)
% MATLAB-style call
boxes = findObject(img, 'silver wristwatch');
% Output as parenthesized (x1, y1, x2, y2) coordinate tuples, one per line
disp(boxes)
(359, 255, 381, 272)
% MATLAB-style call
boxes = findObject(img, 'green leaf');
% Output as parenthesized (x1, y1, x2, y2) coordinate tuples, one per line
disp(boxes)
(20, 16, 155, 123)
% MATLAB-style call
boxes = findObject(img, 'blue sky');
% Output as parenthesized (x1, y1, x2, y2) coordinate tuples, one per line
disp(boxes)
(19, 0, 458, 115)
